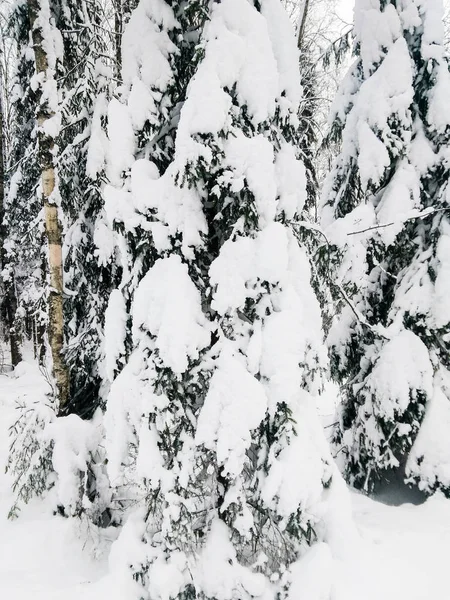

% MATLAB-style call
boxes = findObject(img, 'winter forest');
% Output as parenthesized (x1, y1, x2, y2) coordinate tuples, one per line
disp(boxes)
(0, 0, 449, 598)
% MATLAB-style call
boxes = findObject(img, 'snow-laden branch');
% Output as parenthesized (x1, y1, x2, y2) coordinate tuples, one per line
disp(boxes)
(293, 220, 388, 338)
(347, 207, 449, 236)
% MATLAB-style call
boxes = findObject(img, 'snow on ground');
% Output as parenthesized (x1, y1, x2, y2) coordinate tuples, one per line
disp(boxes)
(351, 492, 450, 600)
(0, 363, 449, 600)
(0, 363, 116, 600)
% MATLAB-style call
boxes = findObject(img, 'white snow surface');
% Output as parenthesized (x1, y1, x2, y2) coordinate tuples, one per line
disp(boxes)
(196, 345, 268, 477)
(132, 255, 211, 374)
(2, 362, 450, 600)
(104, 289, 128, 383)
(363, 330, 434, 420)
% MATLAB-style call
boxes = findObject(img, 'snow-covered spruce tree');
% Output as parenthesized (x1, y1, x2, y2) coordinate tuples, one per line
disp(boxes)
(56, 0, 119, 418)
(321, 0, 450, 495)
(3, 0, 44, 364)
(104, 1, 345, 598)
(98, 0, 204, 389)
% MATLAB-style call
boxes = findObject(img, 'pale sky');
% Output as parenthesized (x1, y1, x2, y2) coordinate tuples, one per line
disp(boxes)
(337, 0, 450, 22)
(337, 0, 354, 22)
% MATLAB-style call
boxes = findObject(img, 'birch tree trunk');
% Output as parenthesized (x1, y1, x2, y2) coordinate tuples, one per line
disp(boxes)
(28, 0, 69, 408)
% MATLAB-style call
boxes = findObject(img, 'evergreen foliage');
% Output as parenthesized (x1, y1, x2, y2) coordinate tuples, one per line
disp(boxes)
(4, 1, 44, 362)
(321, 0, 450, 495)
(5, 1, 117, 404)
(5, 0, 117, 521)
(57, 0, 118, 418)
(102, 1, 340, 598)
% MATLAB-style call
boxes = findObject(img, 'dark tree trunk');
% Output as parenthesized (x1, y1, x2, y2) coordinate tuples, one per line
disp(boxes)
(0, 47, 22, 367)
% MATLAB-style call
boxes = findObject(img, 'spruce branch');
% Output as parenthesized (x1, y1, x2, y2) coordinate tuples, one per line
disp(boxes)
(293, 220, 388, 338)
(347, 207, 449, 236)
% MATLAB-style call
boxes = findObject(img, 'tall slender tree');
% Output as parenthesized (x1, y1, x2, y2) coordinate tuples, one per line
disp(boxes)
(6, 0, 117, 520)
(27, 0, 69, 407)
(0, 35, 22, 366)
(321, 0, 450, 495)
(112, 0, 137, 77)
